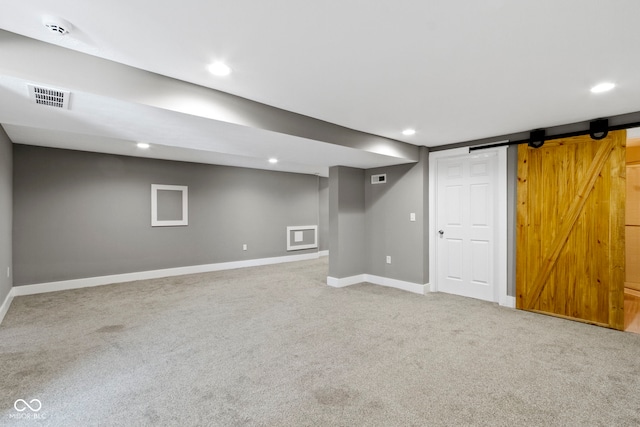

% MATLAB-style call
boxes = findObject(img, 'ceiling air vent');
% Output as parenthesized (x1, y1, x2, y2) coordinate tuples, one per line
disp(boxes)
(27, 84, 71, 109)
(42, 17, 73, 36)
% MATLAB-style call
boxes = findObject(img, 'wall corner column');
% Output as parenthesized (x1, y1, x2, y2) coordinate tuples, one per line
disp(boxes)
(328, 166, 365, 284)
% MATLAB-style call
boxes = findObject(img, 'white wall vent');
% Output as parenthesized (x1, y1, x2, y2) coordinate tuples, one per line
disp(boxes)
(27, 84, 70, 109)
(371, 173, 387, 184)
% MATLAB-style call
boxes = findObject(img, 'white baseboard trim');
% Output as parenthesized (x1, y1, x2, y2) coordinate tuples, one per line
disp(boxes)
(327, 274, 425, 295)
(318, 250, 329, 257)
(12, 252, 321, 297)
(366, 275, 426, 295)
(327, 274, 366, 288)
(0, 288, 15, 325)
(500, 295, 516, 308)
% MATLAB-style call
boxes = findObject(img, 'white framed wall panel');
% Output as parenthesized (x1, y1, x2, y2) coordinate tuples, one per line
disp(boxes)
(286, 225, 318, 251)
(151, 184, 188, 227)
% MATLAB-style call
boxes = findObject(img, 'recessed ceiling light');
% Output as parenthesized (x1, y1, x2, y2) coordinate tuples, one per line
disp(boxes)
(402, 128, 416, 136)
(208, 61, 232, 77)
(137, 142, 150, 149)
(590, 82, 615, 93)
(268, 158, 278, 164)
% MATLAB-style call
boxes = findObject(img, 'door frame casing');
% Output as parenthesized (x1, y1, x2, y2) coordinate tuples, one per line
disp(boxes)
(428, 146, 510, 306)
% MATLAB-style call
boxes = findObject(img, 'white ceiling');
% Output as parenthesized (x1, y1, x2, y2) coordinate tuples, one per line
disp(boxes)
(1, 1, 640, 175)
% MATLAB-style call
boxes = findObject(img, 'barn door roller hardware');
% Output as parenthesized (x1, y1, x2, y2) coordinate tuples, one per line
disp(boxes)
(470, 117, 638, 151)
(589, 119, 608, 140)
(528, 129, 545, 149)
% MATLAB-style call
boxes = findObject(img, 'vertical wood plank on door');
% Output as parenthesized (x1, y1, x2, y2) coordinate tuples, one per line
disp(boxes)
(609, 134, 626, 330)
(516, 147, 529, 310)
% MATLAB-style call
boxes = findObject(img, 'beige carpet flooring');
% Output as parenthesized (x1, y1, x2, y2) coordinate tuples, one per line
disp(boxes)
(2, 258, 640, 426)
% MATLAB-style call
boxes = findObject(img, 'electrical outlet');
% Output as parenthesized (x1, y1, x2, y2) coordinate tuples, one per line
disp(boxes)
(410, 213, 416, 222)
(243, 244, 247, 251)
(386, 256, 391, 264)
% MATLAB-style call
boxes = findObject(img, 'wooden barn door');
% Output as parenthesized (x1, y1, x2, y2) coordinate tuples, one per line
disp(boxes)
(516, 131, 626, 329)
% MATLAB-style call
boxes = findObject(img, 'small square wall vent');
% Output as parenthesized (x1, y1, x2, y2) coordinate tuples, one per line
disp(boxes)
(371, 173, 387, 184)
(27, 84, 70, 109)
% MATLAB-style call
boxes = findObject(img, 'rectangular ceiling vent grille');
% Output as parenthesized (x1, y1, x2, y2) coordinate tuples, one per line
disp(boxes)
(27, 84, 70, 109)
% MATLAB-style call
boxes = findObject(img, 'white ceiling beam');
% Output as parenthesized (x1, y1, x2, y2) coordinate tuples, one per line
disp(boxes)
(0, 30, 419, 163)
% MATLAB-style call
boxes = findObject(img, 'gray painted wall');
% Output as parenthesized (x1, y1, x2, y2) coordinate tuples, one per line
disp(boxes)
(11, 141, 515, 296)
(0, 127, 12, 303)
(13, 145, 322, 286)
(156, 189, 184, 221)
(318, 177, 329, 251)
(364, 147, 429, 284)
(328, 166, 365, 278)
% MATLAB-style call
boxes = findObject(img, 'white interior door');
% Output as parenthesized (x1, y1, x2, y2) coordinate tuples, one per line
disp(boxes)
(434, 150, 500, 302)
